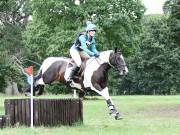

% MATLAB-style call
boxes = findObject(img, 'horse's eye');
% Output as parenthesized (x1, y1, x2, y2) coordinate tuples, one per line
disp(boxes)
(116, 57, 121, 61)
(117, 52, 121, 55)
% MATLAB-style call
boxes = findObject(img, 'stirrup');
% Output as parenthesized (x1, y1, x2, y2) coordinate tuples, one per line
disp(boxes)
(66, 77, 73, 83)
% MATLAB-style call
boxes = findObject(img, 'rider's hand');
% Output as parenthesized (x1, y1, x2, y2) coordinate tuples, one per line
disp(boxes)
(94, 53, 100, 57)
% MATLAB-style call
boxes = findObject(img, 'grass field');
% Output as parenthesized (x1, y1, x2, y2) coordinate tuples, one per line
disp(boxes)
(0, 94, 180, 135)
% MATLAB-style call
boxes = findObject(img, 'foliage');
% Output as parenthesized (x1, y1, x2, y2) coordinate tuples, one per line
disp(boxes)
(24, 0, 145, 57)
(167, 0, 180, 46)
(0, 24, 25, 92)
(2, 0, 179, 95)
(0, 0, 31, 92)
(24, 0, 144, 94)
(119, 14, 180, 95)
(118, 0, 180, 95)
(163, 0, 174, 14)
(0, 0, 31, 27)
(96, 0, 145, 55)
(166, 0, 180, 94)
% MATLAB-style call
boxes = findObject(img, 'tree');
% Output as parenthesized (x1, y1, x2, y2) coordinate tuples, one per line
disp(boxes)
(167, 0, 180, 46)
(0, 0, 31, 93)
(166, 0, 180, 93)
(119, 0, 180, 95)
(120, 14, 180, 95)
(0, 0, 31, 27)
(25, 0, 145, 57)
(163, 0, 174, 14)
(23, 0, 145, 94)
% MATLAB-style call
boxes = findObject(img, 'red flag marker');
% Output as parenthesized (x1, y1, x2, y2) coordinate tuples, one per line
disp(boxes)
(25, 66, 33, 75)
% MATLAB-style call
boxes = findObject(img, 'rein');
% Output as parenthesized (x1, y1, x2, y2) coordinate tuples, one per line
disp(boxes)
(95, 57, 127, 70)
(85, 51, 127, 71)
(94, 57, 116, 69)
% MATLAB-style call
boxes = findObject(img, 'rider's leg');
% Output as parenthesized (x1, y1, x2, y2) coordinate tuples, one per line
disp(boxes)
(70, 45, 82, 67)
(71, 51, 90, 77)
(68, 65, 80, 80)
(67, 45, 82, 82)
(79, 51, 91, 61)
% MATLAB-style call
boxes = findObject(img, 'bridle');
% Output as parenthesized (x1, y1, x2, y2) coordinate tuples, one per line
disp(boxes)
(114, 53, 127, 67)
(94, 53, 127, 70)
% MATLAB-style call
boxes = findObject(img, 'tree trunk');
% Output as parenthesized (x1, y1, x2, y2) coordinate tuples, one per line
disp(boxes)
(5, 81, 19, 95)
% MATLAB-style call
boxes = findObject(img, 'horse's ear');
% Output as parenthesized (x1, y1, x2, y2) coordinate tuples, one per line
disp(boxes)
(115, 48, 118, 53)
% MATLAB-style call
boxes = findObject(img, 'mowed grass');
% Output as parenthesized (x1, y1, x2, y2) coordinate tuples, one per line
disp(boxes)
(0, 94, 180, 135)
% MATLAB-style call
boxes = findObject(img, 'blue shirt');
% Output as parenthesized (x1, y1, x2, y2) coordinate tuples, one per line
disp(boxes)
(78, 34, 98, 56)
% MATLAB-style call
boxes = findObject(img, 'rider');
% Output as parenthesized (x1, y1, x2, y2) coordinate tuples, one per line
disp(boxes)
(66, 21, 100, 82)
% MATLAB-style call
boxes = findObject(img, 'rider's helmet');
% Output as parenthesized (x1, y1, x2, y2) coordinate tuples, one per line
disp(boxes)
(86, 21, 97, 32)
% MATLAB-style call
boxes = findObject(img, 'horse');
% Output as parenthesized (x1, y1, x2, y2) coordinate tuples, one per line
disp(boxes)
(25, 48, 128, 120)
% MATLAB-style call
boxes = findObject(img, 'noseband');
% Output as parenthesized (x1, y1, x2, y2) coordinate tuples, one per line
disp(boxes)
(109, 53, 127, 70)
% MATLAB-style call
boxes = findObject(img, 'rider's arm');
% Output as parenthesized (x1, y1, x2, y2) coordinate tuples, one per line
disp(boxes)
(79, 35, 95, 56)
(90, 38, 98, 54)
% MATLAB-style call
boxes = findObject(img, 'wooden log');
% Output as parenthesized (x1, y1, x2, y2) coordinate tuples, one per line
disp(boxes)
(0, 116, 3, 129)
(0, 115, 10, 129)
(79, 99, 83, 122)
(4, 98, 83, 127)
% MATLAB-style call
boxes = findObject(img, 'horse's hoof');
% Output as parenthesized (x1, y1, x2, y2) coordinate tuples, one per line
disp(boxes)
(109, 109, 118, 116)
(25, 92, 31, 97)
(35, 94, 40, 97)
(110, 112, 116, 117)
(115, 113, 123, 120)
(36, 92, 42, 96)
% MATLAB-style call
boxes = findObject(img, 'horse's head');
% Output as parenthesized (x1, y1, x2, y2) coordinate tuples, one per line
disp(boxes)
(109, 48, 128, 76)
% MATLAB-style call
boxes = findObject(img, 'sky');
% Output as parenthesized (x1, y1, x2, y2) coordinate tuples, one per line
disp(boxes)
(143, 0, 167, 14)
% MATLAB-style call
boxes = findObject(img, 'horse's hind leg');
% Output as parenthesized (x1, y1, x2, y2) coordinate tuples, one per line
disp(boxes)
(35, 85, 44, 96)
(34, 75, 45, 96)
(24, 85, 36, 96)
(24, 85, 31, 96)
(78, 91, 86, 99)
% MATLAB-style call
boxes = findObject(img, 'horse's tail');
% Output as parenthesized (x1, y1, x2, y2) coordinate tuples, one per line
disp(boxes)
(33, 69, 42, 83)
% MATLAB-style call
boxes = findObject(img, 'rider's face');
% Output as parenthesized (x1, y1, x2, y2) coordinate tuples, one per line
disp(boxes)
(89, 30, 96, 37)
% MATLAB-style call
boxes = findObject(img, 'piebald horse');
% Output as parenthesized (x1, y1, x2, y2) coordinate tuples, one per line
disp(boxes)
(25, 48, 128, 120)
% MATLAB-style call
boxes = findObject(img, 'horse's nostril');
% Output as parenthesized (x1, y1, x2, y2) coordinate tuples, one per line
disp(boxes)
(123, 69, 128, 75)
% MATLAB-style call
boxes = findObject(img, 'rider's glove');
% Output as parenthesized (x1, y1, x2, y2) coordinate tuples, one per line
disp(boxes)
(94, 53, 100, 57)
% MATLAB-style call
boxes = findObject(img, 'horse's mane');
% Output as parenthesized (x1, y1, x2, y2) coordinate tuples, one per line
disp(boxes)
(83, 50, 113, 66)
(96, 50, 113, 63)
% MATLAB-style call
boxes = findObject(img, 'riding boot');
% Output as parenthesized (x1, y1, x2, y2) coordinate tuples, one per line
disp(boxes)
(68, 66, 80, 82)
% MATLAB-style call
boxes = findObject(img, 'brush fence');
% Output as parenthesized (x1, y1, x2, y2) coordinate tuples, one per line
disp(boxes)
(4, 98, 83, 126)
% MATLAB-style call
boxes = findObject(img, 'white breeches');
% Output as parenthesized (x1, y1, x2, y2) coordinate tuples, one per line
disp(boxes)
(70, 44, 90, 67)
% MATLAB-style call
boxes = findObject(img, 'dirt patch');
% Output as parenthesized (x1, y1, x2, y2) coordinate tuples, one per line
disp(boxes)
(133, 104, 180, 118)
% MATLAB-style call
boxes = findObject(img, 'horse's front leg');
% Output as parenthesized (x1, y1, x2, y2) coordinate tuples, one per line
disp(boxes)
(92, 85, 123, 120)
(106, 98, 123, 120)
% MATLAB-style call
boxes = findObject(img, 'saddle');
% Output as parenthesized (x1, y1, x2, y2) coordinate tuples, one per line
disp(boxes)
(68, 59, 88, 83)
